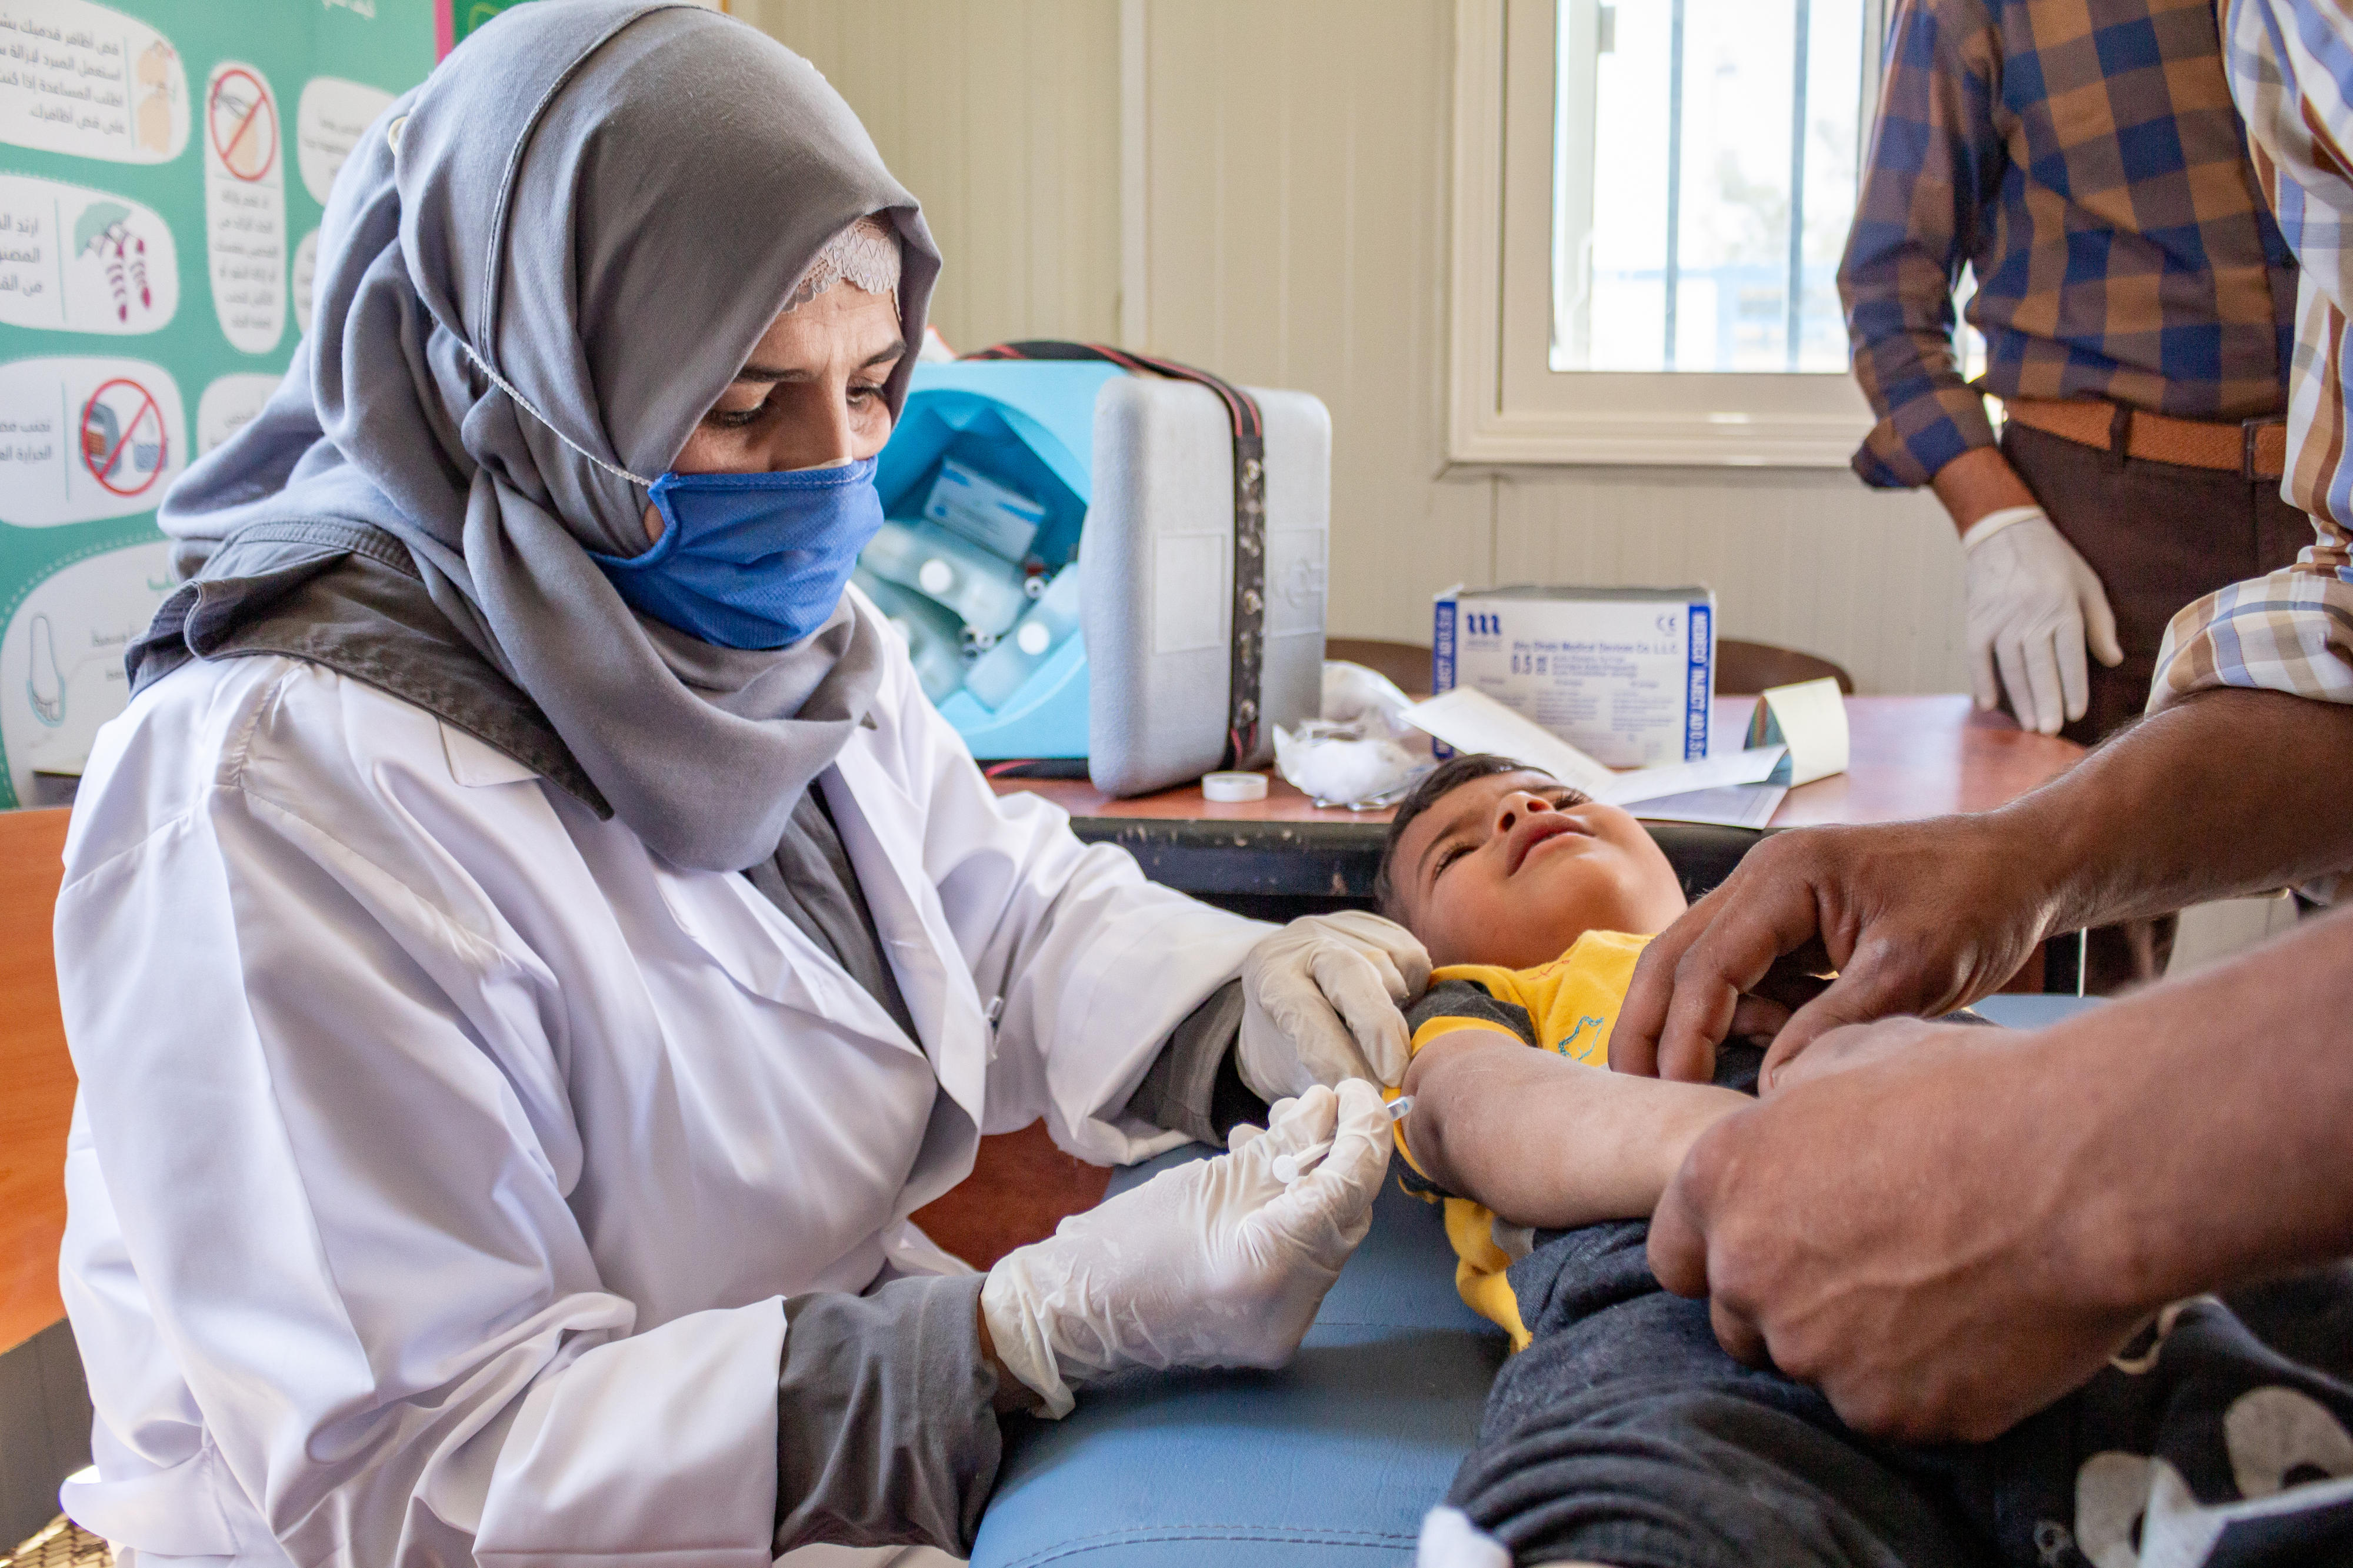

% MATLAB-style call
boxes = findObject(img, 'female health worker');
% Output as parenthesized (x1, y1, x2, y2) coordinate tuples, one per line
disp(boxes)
(48, 5, 1421, 1563)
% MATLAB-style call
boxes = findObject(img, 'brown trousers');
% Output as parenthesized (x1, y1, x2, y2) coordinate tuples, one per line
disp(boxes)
(2002, 422, 2312, 746)
(2001, 422, 2312, 987)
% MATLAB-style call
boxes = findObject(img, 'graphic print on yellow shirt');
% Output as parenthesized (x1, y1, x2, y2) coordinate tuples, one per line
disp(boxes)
(1391, 929, 1651, 1349)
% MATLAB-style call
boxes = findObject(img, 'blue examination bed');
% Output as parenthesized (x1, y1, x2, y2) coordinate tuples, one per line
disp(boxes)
(968, 992, 2097, 1567)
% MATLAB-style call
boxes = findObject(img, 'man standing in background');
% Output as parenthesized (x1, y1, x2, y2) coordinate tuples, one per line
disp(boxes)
(1841, 0, 2307, 985)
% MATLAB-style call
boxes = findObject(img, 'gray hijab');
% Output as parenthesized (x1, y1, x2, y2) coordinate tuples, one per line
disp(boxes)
(154, 0, 941, 872)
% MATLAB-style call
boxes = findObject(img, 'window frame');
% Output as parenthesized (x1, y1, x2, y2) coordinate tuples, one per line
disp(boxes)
(1446, 0, 1892, 467)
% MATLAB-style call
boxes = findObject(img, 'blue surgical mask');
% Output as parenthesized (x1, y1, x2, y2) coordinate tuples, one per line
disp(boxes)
(590, 457, 886, 649)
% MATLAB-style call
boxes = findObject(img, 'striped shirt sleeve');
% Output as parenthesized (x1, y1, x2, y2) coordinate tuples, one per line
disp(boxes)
(1839, 0, 2004, 489)
(2157, 0, 2353, 722)
(1404, 978, 1539, 1053)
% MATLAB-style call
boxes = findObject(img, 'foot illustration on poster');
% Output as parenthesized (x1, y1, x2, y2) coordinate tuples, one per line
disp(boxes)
(134, 32, 176, 152)
(203, 60, 286, 355)
(26, 612, 59, 723)
(0, 538, 174, 803)
(0, 0, 188, 163)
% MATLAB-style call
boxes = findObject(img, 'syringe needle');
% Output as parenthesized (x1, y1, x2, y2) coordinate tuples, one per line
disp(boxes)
(1271, 1096, 1415, 1183)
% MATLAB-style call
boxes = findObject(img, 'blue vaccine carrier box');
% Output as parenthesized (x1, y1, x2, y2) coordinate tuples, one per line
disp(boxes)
(868, 361, 1124, 761)
(868, 359, 1332, 789)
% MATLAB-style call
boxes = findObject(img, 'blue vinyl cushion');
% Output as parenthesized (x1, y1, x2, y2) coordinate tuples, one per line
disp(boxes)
(972, 995, 2106, 1566)
(970, 1153, 1508, 1566)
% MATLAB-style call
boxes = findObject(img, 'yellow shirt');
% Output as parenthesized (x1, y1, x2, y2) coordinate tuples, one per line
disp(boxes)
(1391, 929, 1651, 1349)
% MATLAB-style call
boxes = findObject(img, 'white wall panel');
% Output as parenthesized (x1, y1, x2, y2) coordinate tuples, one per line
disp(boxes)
(1125, 0, 1497, 649)
(736, 0, 1122, 353)
(1124, 0, 1967, 693)
(1494, 471, 1967, 696)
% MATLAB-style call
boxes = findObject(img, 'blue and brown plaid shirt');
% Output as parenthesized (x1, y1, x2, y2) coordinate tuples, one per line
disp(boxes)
(1841, 0, 2298, 489)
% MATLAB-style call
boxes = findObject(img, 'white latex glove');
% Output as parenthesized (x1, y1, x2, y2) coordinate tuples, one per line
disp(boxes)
(981, 1080, 1392, 1417)
(1237, 910, 1433, 1097)
(1961, 505, 2124, 736)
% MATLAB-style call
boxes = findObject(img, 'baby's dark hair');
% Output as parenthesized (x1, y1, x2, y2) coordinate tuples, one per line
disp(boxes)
(1372, 752, 1538, 923)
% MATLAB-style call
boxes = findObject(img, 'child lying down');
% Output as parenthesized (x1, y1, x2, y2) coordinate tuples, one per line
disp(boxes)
(1375, 753, 2353, 1568)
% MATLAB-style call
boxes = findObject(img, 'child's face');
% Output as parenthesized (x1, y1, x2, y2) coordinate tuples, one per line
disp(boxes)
(1388, 770, 1689, 969)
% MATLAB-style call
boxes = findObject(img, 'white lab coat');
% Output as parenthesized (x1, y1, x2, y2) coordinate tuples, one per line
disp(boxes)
(52, 612, 1264, 1567)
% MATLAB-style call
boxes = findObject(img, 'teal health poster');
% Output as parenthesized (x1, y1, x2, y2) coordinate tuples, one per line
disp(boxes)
(0, 1, 459, 807)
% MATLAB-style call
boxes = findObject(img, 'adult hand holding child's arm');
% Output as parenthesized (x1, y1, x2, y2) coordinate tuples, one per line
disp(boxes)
(1648, 909, 2353, 1443)
(1644, 1018, 2141, 1443)
(1615, 690, 2353, 1087)
(1611, 815, 2043, 1086)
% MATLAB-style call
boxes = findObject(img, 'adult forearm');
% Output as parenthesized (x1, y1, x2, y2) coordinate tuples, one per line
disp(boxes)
(1619, 687, 2353, 1082)
(2038, 905, 2353, 1311)
(2002, 688, 2353, 935)
(1929, 445, 2039, 533)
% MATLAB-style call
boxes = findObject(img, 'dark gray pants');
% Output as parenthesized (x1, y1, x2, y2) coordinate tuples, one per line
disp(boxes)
(1444, 1052, 2353, 1567)
(1455, 1236, 2353, 1566)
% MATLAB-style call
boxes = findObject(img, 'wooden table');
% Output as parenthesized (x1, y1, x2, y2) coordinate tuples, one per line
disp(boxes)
(1757, 696, 2085, 826)
(1, 809, 73, 1357)
(999, 695, 2082, 831)
(989, 695, 2084, 915)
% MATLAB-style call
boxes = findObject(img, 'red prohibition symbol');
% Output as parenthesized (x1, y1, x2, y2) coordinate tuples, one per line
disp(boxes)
(80, 378, 169, 498)
(207, 67, 278, 183)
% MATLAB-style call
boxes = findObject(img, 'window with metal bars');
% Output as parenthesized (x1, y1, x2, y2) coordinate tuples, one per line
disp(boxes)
(1550, 0, 1886, 374)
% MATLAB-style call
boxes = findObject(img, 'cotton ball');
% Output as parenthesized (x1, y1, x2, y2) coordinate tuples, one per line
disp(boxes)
(1275, 726, 1424, 808)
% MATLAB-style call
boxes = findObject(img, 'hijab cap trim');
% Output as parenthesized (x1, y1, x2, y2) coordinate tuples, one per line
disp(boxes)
(785, 213, 902, 313)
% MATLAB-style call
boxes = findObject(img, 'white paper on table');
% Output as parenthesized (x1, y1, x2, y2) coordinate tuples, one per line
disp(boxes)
(1402, 688, 1618, 799)
(1405, 687, 1789, 808)
(1599, 745, 1787, 806)
(1630, 783, 1788, 830)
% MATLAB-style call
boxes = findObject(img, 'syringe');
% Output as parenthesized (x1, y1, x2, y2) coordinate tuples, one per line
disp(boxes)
(1270, 1095, 1416, 1185)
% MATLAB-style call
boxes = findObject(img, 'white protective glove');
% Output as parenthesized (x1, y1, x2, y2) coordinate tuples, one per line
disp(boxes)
(1960, 505, 2124, 736)
(981, 1080, 1393, 1417)
(1237, 910, 1433, 1099)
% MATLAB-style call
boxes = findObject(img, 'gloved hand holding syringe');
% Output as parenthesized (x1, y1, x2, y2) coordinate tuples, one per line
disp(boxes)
(981, 1080, 1395, 1418)
(1271, 1096, 1414, 1183)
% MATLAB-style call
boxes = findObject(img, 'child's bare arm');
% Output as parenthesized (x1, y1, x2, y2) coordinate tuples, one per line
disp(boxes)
(1399, 1028, 1748, 1229)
